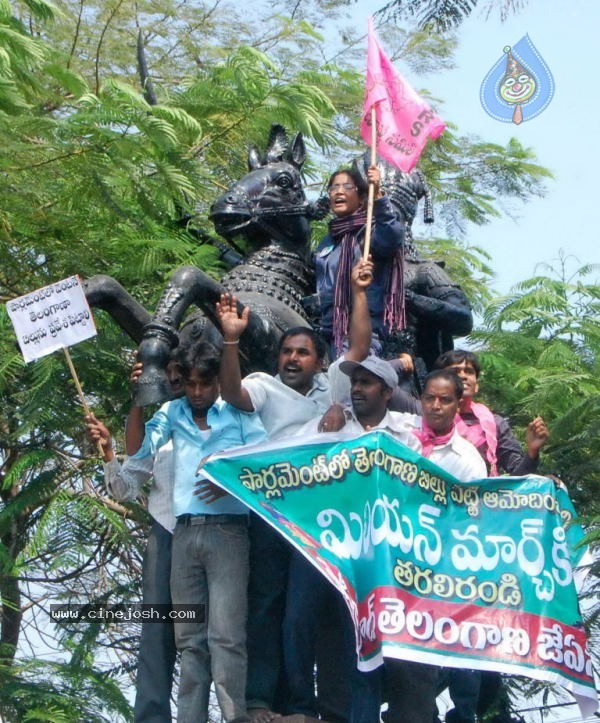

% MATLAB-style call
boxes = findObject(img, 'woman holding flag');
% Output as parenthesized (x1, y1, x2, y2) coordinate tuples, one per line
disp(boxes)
(315, 17, 445, 364)
(315, 163, 406, 360)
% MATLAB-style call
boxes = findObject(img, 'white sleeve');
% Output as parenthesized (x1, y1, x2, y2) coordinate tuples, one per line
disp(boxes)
(290, 417, 321, 439)
(327, 357, 351, 406)
(463, 449, 488, 481)
(242, 375, 269, 414)
(103, 455, 154, 501)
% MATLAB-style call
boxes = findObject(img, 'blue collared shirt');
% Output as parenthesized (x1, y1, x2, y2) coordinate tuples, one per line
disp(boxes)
(133, 397, 266, 517)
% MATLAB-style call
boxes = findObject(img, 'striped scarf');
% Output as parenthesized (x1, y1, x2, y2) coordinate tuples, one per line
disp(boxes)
(330, 210, 405, 356)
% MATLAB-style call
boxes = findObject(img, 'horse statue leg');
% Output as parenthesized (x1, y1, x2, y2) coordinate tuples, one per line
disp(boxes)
(134, 265, 274, 406)
(83, 275, 152, 343)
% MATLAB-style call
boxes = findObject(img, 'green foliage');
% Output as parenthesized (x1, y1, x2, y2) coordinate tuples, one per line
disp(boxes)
(417, 237, 494, 313)
(381, 23, 459, 74)
(375, 0, 527, 32)
(467, 257, 600, 711)
(0, 2, 48, 112)
(0, 657, 133, 722)
(422, 129, 552, 235)
(472, 257, 600, 494)
(0, 2, 345, 718)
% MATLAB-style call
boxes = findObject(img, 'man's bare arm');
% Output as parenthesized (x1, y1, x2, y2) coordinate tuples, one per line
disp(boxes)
(345, 257, 373, 363)
(317, 259, 374, 431)
(125, 362, 146, 455)
(125, 407, 145, 455)
(216, 294, 254, 412)
(526, 416, 549, 459)
(86, 413, 114, 463)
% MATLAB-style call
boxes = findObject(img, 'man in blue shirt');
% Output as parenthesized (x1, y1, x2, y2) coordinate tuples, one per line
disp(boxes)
(133, 341, 265, 723)
(86, 356, 183, 723)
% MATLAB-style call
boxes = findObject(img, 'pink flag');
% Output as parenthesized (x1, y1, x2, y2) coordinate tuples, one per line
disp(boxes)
(361, 17, 446, 172)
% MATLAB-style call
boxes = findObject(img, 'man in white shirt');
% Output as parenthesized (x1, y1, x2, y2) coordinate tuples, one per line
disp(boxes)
(283, 356, 422, 722)
(381, 367, 485, 723)
(303, 359, 486, 481)
(408, 367, 487, 481)
(215, 259, 374, 722)
(87, 419, 177, 722)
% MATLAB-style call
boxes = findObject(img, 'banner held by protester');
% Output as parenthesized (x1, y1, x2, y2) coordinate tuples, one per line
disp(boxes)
(6, 275, 102, 454)
(202, 429, 597, 718)
(7, 275, 97, 363)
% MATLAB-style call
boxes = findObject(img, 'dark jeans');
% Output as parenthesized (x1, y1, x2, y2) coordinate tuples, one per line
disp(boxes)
(283, 551, 377, 722)
(477, 671, 518, 723)
(317, 610, 379, 723)
(351, 668, 384, 723)
(246, 514, 292, 712)
(134, 519, 177, 723)
(437, 669, 481, 723)
(385, 659, 438, 723)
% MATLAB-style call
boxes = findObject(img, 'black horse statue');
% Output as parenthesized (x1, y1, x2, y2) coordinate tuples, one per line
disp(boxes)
(84, 125, 473, 405)
(84, 124, 317, 405)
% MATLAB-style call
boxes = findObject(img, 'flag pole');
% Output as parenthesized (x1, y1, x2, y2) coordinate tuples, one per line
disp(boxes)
(63, 347, 104, 457)
(363, 105, 377, 260)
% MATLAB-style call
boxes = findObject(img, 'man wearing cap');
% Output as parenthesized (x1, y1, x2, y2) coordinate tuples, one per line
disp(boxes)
(284, 360, 486, 722)
(282, 355, 422, 722)
(335, 360, 486, 481)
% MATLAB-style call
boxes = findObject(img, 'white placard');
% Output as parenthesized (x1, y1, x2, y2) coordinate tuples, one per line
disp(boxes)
(6, 276, 97, 363)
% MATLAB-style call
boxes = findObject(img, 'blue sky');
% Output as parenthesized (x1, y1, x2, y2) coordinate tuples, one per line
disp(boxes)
(338, 0, 599, 297)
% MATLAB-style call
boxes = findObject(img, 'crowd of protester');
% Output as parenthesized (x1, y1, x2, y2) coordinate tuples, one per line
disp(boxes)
(86, 168, 549, 723)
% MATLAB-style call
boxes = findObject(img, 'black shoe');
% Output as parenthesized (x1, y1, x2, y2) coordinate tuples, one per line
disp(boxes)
(445, 709, 475, 723)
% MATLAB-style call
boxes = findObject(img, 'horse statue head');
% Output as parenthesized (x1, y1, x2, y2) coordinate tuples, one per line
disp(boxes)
(210, 124, 312, 252)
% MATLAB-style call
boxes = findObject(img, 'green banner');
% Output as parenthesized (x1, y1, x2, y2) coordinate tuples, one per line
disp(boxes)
(203, 430, 597, 716)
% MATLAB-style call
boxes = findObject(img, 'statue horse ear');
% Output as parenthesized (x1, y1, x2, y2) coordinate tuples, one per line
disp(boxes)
(248, 145, 262, 170)
(287, 132, 306, 169)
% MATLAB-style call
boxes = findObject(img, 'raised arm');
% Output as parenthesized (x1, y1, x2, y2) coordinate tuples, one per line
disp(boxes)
(495, 414, 549, 476)
(319, 259, 373, 429)
(122, 361, 146, 454)
(85, 412, 154, 501)
(368, 166, 406, 259)
(346, 257, 374, 363)
(526, 416, 549, 460)
(215, 294, 254, 412)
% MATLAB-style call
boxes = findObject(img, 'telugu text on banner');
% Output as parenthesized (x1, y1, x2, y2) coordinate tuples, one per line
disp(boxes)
(202, 429, 597, 717)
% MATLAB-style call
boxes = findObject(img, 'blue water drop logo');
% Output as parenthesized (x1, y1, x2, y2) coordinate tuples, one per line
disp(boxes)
(480, 34, 555, 124)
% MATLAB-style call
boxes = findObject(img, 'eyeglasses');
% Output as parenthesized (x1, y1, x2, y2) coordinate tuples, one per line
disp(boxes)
(328, 183, 357, 194)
